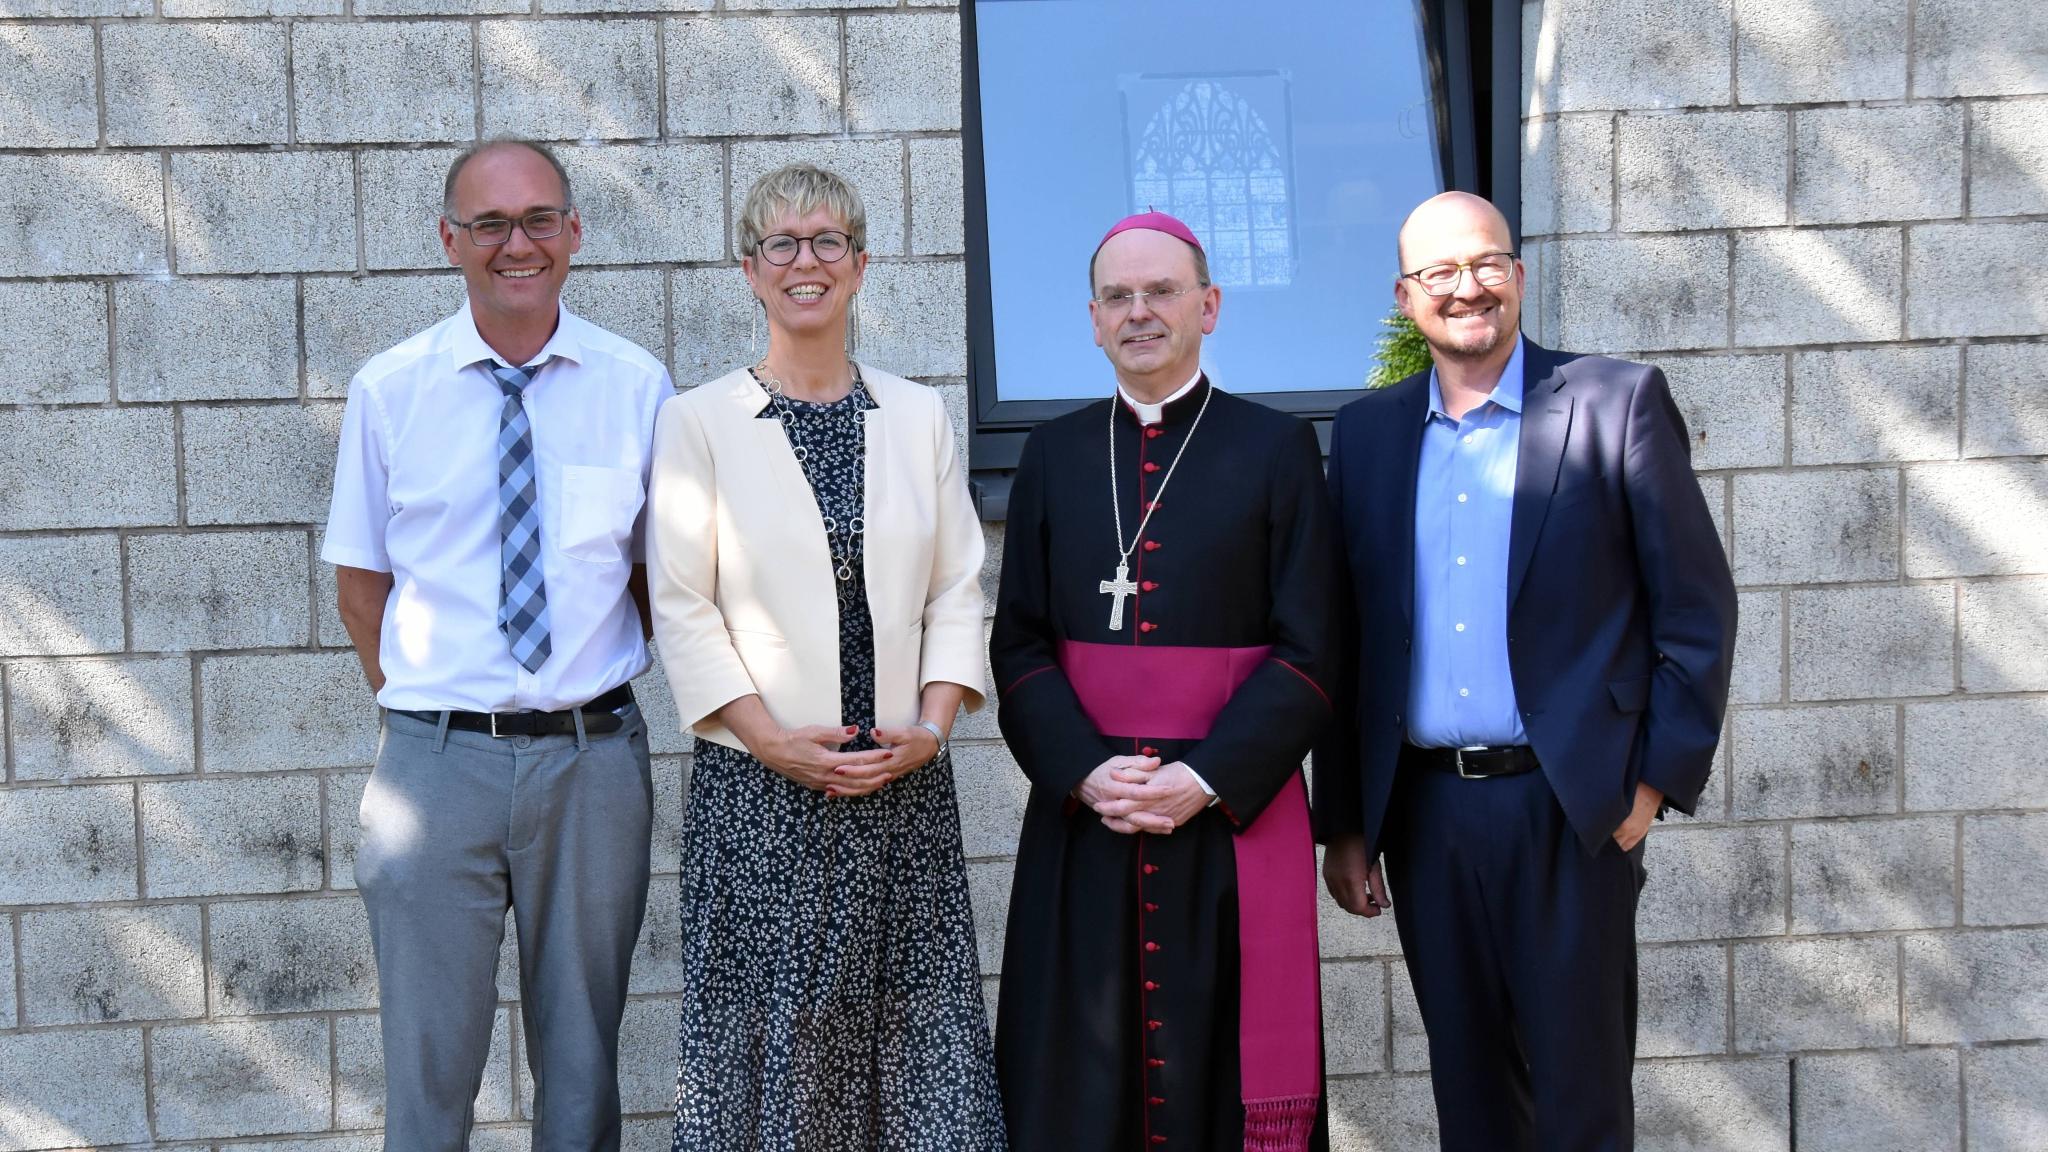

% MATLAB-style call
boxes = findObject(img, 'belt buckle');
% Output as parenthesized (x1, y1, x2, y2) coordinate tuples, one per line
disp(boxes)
(1454, 745, 1492, 779)
(489, 712, 507, 739)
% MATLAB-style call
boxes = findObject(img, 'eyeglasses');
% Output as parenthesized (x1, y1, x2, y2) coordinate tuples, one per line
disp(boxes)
(1400, 252, 1517, 296)
(1094, 285, 1203, 315)
(448, 208, 571, 247)
(757, 230, 855, 266)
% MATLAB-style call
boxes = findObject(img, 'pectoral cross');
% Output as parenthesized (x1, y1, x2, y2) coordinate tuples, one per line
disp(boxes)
(1099, 561, 1138, 631)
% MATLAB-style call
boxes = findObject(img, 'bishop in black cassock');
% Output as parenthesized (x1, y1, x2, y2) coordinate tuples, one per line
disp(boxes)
(991, 212, 1342, 1152)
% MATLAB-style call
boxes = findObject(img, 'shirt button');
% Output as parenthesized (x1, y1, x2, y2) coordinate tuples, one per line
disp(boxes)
(1143, 461, 1162, 473)
(1455, 623, 1465, 632)
(1462, 434, 1473, 444)
(1459, 688, 1471, 697)
(1456, 556, 1467, 566)
(1457, 493, 1468, 503)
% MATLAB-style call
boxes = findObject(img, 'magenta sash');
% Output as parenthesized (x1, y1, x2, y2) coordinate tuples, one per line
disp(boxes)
(1058, 640, 1323, 1152)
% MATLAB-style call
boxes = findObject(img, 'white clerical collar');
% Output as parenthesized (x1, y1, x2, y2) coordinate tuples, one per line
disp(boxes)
(1118, 369, 1203, 426)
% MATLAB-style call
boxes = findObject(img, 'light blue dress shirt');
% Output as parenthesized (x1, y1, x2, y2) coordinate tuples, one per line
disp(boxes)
(1407, 337, 1528, 749)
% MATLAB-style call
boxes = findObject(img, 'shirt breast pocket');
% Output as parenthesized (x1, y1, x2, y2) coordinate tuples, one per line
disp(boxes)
(555, 465, 642, 565)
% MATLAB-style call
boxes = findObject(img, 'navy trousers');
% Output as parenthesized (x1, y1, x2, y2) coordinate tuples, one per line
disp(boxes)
(1382, 765, 1646, 1152)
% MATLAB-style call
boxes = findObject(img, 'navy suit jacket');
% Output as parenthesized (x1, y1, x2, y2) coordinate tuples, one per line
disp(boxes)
(1313, 340, 1738, 858)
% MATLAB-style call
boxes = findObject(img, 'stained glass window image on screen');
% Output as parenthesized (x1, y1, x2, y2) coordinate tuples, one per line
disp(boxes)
(976, 0, 1444, 402)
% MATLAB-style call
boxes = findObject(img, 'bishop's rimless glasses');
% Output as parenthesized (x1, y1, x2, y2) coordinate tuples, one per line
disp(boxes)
(1400, 252, 1517, 296)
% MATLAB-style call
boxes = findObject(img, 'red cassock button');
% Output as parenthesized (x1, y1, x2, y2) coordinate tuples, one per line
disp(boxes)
(1149, 1096, 1166, 1107)
(1140, 621, 1158, 633)
(1146, 427, 1163, 439)
(1141, 581, 1158, 592)
(1148, 1058, 1166, 1068)
(1147, 1019, 1163, 1031)
(1143, 461, 1162, 473)
(1144, 540, 1162, 552)
(1141, 746, 1158, 756)
(1148, 500, 1164, 511)
(1143, 863, 1159, 875)
(1145, 941, 1161, 953)
(1145, 902, 1159, 912)
(1152, 1137, 1168, 1145)
(1144, 980, 1160, 991)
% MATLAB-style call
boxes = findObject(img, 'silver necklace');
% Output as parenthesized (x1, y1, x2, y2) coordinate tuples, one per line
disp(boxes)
(1102, 381, 1212, 631)
(755, 360, 868, 587)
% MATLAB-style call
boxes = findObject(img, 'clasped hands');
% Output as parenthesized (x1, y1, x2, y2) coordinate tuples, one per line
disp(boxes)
(758, 722, 942, 798)
(1076, 755, 1211, 835)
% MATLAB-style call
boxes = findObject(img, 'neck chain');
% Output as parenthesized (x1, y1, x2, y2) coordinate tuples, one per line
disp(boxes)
(1100, 381, 1212, 631)
(755, 359, 868, 588)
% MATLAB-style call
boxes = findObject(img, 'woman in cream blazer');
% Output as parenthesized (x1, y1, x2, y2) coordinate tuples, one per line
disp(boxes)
(647, 163, 1005, 1151)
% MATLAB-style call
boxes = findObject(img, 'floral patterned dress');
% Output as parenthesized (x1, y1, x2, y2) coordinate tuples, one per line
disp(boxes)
(670, 379, 1006, 1152)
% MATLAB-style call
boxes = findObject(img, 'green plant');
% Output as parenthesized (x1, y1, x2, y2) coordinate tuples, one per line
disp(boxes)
(1367, 305, 1432, 389)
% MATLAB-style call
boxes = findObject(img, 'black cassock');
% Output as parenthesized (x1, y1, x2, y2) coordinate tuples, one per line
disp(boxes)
(991, 379, 1342, 1152)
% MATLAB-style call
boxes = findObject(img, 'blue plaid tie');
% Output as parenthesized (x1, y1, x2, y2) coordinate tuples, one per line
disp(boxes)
(493, 361, 552, 673)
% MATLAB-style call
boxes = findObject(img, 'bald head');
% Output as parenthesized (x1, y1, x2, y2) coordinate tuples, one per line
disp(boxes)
(1392, 190, 1522, 365)
(1397, 191, 1513, 274)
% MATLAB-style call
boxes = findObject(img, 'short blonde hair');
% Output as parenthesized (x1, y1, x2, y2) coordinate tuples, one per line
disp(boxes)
(737, 163, 868, 258)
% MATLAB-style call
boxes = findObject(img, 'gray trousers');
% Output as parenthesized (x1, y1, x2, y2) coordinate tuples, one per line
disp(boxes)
(357, 702, 653, 1151)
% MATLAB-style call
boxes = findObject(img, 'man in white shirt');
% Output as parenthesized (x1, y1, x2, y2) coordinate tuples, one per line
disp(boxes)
(323, 138, 671, 1151)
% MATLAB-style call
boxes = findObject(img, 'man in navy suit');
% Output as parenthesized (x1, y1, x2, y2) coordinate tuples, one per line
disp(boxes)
(1316, 192, 1737, 1151)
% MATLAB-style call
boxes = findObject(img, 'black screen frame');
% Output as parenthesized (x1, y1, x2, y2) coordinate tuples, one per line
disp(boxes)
(962, 0, 1522, 517)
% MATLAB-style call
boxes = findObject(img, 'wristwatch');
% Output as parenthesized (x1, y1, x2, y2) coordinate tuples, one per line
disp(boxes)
(916, 720, 948, 758)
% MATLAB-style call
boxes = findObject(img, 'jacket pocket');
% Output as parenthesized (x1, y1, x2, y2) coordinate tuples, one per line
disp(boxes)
(1608, 674, 1651, 713)
(555, 465, 642, 565)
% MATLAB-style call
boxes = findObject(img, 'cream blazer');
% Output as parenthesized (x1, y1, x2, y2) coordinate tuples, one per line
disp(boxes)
(647, 363, 986, 752)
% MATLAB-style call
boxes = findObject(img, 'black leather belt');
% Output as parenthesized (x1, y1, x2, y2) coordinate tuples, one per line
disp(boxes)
(1400, 742, 1540, 779)
(395, 683, 634, 737)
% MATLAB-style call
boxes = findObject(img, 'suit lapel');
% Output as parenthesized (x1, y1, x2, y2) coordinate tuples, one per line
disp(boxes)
(1383, 377, 1428, 626)
(1508, 344, 1572, 605)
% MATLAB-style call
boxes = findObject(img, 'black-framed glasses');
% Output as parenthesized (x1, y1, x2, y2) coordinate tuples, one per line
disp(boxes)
(448, 207, 572, 247)
(1401, 252, 1517, 296)
(757, 230, 855, 266)
(1094, 285, 1203, 316)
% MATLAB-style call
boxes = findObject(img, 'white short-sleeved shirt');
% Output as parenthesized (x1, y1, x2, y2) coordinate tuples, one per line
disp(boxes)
(323, 301, 672, 712)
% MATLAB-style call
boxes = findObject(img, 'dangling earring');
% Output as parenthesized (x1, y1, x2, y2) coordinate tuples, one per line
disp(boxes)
(845, 292, 862, 359)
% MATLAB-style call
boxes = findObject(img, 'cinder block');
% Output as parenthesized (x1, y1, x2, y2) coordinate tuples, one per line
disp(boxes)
(151, 1017, 331, 1140)
(1640, 944, 1729, 1058)
(1553, 235, 1729, 353)
(669, 266, 755, 386)
(846, 14, 960, 132)
(1968, 1044, 2048, 1152)
(1386, 960, 1428, 1072)
(102, 23, 288, 146)
(225, 1139, 383, 1152)
(1790, 346, 1958, 465)
(1795, 1048, 1959, 1152)
(165, 0, 340, 15)
(966, 858, 1010, 975)
(0, 154, 166, 276)
(1522, 237, 1554, 344)
(9, 657, 194, 780)
(1905, 460, 2048, 577)
(209, 896, 376, 1014)
(1315, 848, 1404, 960)
(0, 26, 98, 147)
(950, 742, 1028, 860)
(18, 905, 205, 1024)
(1906, 928, 2048, 1043)
(171, 151, 356, 274)
(542, 0, 704, 16)
(632, 649, 695, 756)
(730, 138, 908, 258)
(1732, 470, 1897, 585)
(1701, 474, 1730, 559)
(0, 0, 145, 17)
(334, 1008, 515, 1126)
(0, 925, 12, 1028)
(360, 148, 462, 271)
(666, 17, 840, 136)
(1730, 703, 1896, 820)
(1964, 813, 2048, 928)
(316, 533, 349, 648)
(1734, 228, 1902, 347)
(1522, 113, 1613, 236)
(910, 137, 964, 256)
(1521, 0, 1731, 112)
(128, 530, 311, 652)
(1735, 0, 1907, 103)
(183, 403, 345, 526)
(1791, 817, 1954, 933)
(1913, 0, 2048, 97)
(140, 775, 324, 898)
(1961, 578, 2048, 692)
(1792, 105, 1964, 225)
(1788, 585, 1953, 701)
(1730, 590, 1783, 704)
(0, 1030, 151, 1150)
(1971, 97, 2048, 217)
(1322, 960, 1387, 1075)
(0, 281, 108, 403)
(0, 408, 176, 530)
(859, 261, 968, 378)
(562, 269, 668, 370)
(648, 755, 687, 874)
(1639, 825, 1787, 943)
(1326, 1074, 1440, 1151)
(1733, 937, 1898, 1052)
(115, 278, 299, 402)
(481, 20, 659, 141)
(1907, 222, 2048, 340)
(1964, 342, 2048, 458)
(1660, 354, 1784, 471)
(616, 996, 678, 1114)
(629, 872, 683, 994)
(561, 143, 725, 265)
(201, 651, 381, 771)
(1634, 1056, 1789, 1152)
(304, 273, 467, 396)
(357, 0, 521, 15)
(1617, 110, 1787, 231)
(0, 784, 138, 904)
(1905, 697, 2048, 811)
(0, 535, 125, 657)
(294, 22, 475, 144)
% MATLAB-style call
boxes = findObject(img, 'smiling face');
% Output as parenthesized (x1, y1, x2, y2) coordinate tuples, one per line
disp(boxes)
(1395, 192, 1523, 363)
(1088, 228, 1221, 396)
(439, 143, 580, 329)
(743, 204, 867, 352)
